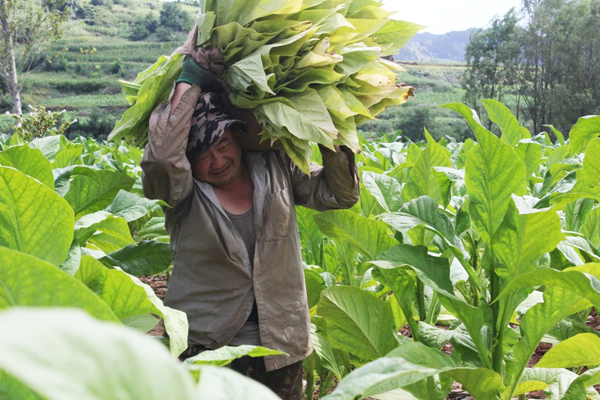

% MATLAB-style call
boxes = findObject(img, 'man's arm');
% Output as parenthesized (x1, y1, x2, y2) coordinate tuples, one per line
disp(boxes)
(140, 83, 200, 207)
(289, 145, 360, 211)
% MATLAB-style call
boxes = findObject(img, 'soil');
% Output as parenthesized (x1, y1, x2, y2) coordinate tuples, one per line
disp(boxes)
(139, 274, 167, 337)
(141, 276, 600, 399)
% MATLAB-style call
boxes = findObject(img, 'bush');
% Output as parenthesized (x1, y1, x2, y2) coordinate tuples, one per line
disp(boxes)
(109, 59, 122, 74)
(10, 106, 76, 142)
(144, 13, 158, 33)
(128, 17, 150, 41)
(159, 2, 192, 32)
(154, 26, 174, 42)
(128, 13, 158, 41)
(45, 56, 68, 72)
(68, 107, 118, 140)
(91, 0, 112, 6)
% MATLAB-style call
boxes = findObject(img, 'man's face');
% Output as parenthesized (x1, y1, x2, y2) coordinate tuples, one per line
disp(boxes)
(190, 128, 243, 187)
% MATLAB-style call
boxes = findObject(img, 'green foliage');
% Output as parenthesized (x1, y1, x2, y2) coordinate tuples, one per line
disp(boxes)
(9, 106, 75, 141)
(462, 9, 520, 126)
(463, 0, 600, 134)
(110, 0, 423, 172)
(159, 2, 192, 32)
(0, 308, 278, 400)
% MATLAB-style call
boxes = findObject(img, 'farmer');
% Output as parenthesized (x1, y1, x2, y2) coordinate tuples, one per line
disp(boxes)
(140, 34, 359, 399)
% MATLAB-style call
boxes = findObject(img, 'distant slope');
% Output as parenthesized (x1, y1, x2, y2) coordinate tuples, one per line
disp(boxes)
(396, 29, 475, 63)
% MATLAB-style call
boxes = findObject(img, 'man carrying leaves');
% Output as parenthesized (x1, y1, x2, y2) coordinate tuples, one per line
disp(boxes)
(141, 44, 359, 398)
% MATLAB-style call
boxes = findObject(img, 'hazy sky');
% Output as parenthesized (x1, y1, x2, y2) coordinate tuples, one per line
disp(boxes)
(381, 0, 523, 34)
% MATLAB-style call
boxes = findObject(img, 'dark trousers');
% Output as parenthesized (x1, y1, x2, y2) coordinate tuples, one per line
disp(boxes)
(180, 345, 303, 400)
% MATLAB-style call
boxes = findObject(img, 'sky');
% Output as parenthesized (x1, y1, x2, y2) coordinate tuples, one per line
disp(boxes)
(381, 0, 523, 34)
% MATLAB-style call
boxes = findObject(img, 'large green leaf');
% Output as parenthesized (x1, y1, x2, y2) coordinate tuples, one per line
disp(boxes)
(322, 344, 500, 400)
(311, 324, 346, 381)
(28, 135, 66, 161)
(370, 244, 491, 369)
(371, 265, 416, 337)
(544, 124, 565, 145)
(75, 256, 187, 356)
(382, 196, 462, 251)
(536, 333, 600, 368)
(0, 145, 53, 187)
(492, 196, 563, 279)
(109, 54, 183, 147)
(518, 368, 582, 400)
(0, 370, 45, 400)
(442, 102, 527, 243)
(321, 357, 439, 400)
(99, 240, 174, 276)
(194, 364, 281, 399)
(370, 20, 426, 56)
(317, 286, 398, 361)
(504, 286, 592, 399)
(304, 268, 325, 309)
(376, 342, 455, 399)
(563, 366, 600, 400)
(51, 145, 83, 169)
(569, 115, 600, 155)
(136, 217, 169, 241)
(64, 168, 135, 219)
(212, 0, 298, 26)
(515, 142, 542, 178)
(582, 206, 600, 248)
(105, 190, 162, 222)
(75, 211, 136, 253)
(582, 139, 600, 186)
(0, 308, 197, 400)
(0, 166, 74, 266)
(481, 98, 530, 146)
(185, 345, 284, 367)
(296, 206, 323, 264)
(565, 198, 595, 232)
(362, 170, 403, 212)
(497, 263, 600, 306)
(403, 129, 452, 205)
(314, 209, 397, 260)
(0, 247, 118, 322)
(443, 368, 505, 400)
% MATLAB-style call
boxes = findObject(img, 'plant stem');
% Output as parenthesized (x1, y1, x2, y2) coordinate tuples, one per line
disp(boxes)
(341, 252, 356, 287)
(304, 353, 315, 400)
(470, 237, 480, 307)
(417, 280, 427, 322)
(319, 373, 335, 397)
(425, 291, 439, 325)
(490, 257, 504, 375)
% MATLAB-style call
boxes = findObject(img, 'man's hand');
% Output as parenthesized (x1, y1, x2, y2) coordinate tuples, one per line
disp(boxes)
(176, 55, 221, 92)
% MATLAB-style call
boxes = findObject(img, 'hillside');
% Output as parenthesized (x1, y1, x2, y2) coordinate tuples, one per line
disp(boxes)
(0, 1, 471, 142)
(396, 29, 475, 63)
(0, 0, 200, 139)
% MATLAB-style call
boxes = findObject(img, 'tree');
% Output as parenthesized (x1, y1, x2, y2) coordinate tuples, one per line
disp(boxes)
(462, 9, 521, 127)
(159, 2, 191, 32)
(0, 0, 69, 115)
(519, 0, 600, 132)
(462, 0, 600, 134)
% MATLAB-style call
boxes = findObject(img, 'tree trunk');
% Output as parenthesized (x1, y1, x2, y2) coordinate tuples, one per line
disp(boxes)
(7, 34, 22, 115)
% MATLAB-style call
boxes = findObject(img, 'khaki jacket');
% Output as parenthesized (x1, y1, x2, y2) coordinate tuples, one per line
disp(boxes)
(141, 85, 359, 371)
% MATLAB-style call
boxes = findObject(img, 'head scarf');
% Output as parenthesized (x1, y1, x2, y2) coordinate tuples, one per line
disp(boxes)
(186, 92, 245, 162)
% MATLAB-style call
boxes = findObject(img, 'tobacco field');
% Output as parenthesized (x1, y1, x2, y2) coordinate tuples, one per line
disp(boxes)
(1, 97, 600, 399)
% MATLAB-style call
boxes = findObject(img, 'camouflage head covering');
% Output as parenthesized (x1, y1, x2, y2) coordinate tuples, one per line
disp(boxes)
(186, 92, 245, 162)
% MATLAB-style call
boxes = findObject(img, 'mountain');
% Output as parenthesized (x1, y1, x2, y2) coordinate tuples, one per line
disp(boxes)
(396, 29, 476, 63)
